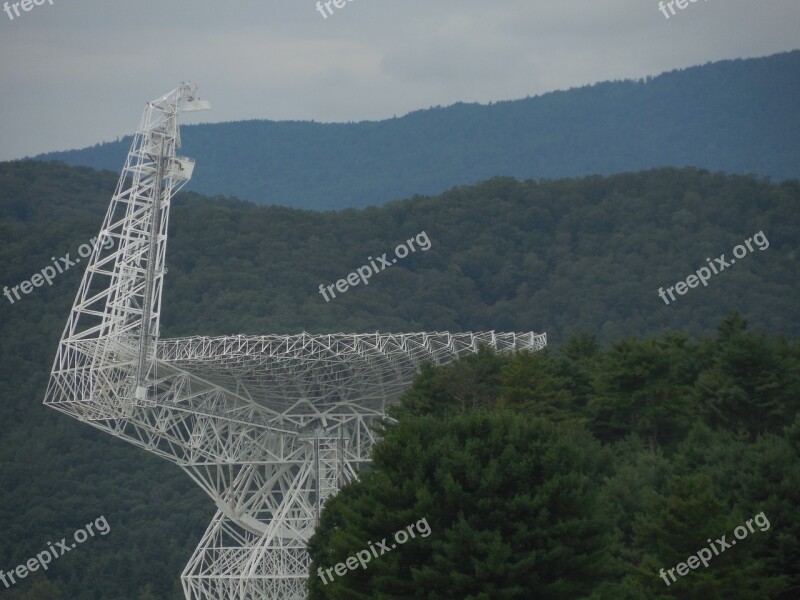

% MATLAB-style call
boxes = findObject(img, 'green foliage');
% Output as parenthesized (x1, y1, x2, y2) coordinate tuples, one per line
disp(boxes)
(0, 156, 798, 597)
(497, 350, 579, 422)
(308, 413, 616, 599)
(3, 162, 797, 347)
(389, 346, 505, 419)
(308, 317, 800, 598)
(693, 313, 800, 435)
(588, 332, 701, 447)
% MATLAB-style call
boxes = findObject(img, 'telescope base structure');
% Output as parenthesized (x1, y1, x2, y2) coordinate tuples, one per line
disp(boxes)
(40, 83, 549, 599)
(45, 331, 546, 599)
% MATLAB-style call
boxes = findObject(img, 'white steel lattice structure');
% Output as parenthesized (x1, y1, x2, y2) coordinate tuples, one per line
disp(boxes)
(43, 83, 548, 600)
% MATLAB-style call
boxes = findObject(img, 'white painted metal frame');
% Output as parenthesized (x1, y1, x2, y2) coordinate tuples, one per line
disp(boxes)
(43, 84, 547, 599)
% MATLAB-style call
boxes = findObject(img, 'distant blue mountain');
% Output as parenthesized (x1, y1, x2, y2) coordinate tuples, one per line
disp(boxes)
(33, 50, 800, 210)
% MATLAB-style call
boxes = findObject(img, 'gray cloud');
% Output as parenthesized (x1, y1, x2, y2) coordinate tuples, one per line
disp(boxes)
(0, 0, 797, 160)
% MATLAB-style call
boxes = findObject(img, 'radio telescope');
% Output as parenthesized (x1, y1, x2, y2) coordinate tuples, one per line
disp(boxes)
(43, 83, 547, 599)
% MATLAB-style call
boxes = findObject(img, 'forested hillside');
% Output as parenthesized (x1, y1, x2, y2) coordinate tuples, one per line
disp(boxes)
(0, 161, 798, 597)
(32, 50, 800, 209)
(308, 319, 800, 598)
(2, 160, 798, 343)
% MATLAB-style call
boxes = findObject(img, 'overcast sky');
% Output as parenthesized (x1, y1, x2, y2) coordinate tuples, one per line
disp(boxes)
(0, 0, 797, 161)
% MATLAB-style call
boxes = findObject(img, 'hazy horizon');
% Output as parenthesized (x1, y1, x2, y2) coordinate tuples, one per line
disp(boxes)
(1, 0, 797, 161)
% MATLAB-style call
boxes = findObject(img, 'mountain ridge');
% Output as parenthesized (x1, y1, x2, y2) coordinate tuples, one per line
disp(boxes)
(28, 50, 800, 210)
(2, 160, 797, 345)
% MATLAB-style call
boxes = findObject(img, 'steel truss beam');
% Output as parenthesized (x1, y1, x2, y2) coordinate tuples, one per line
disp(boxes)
(44, 84, 547, 599)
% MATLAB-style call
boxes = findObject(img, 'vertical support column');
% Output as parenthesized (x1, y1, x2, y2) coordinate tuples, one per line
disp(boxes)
(136, 134, 168, 399)
(314, 429, 342, 525)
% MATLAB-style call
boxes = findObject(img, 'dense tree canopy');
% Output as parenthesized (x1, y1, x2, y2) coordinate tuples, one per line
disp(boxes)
(2, 161, 796, 347)
(307, 313, 800, 599)
(0, 158, 797, 597)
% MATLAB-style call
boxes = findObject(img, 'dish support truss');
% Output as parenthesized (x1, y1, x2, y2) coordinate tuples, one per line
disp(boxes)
(43, 84, 548, 599)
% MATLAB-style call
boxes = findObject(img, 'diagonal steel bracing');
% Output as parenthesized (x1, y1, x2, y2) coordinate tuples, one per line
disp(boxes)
(43, 83, 547, 599)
